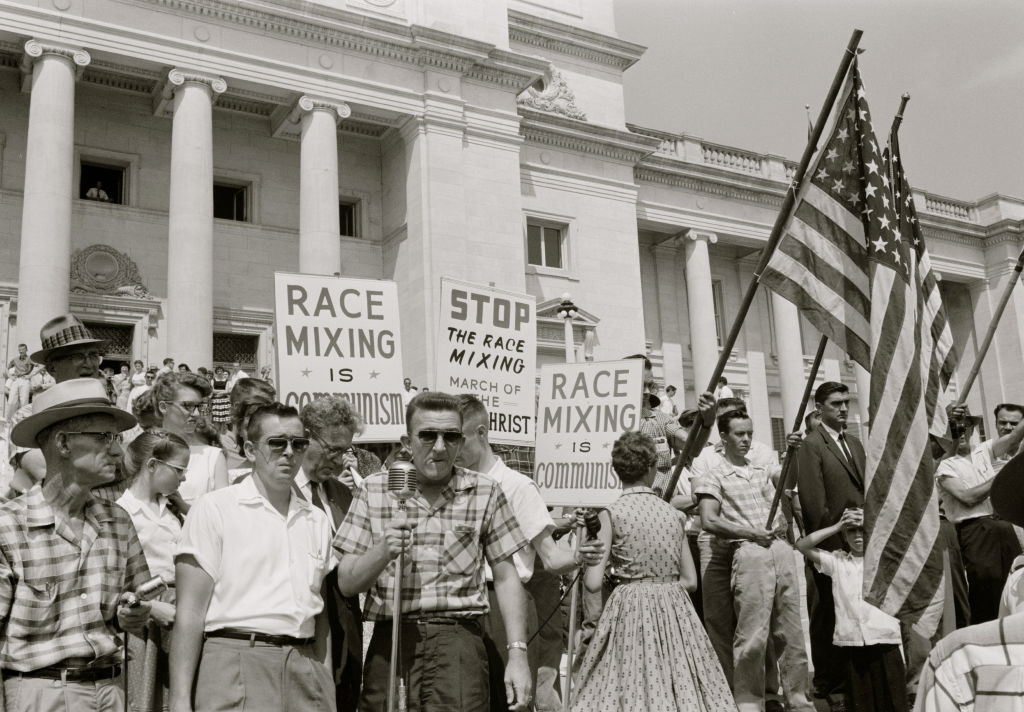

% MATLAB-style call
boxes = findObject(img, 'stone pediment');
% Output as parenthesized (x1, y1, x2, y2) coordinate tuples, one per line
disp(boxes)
(70, 244, 153, 298)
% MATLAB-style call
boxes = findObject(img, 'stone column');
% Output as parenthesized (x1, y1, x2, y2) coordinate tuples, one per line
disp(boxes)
(653, 239, 687, 406)
(298, 96, 350, 274)
(684, 229, 719, 395)
(165, 70, 226, 369)
(15, 40, 90, 348)
(771, 291, 807, 430)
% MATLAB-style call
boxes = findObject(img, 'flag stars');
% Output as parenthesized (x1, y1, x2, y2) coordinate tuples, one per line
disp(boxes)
(878, 214, 892, 232)
(832, 178, 845, 194)
(837, 127, 849, 142)
(817, 168, 829, 181)
(866, 159, 879, 175)
(872, 236, 887, 252)
(842, 160, 855, 174)
(826, 147, 839, 162)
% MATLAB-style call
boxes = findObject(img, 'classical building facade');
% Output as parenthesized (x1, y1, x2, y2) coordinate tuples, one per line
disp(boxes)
(0, 0, 1021, 446)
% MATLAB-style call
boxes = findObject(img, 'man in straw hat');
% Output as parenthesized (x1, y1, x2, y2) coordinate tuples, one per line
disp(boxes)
(916, 446, 1024, 710)
(0, 377, 152, 711)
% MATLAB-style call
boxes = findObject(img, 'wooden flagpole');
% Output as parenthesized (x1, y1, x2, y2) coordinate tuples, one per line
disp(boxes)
(662, 29, 864, 502)
(765, 334, 828, 528)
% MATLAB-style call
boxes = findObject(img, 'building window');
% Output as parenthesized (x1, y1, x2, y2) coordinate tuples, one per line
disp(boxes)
(770, 417, 786, 454)
(82, 321, 134, 371)
(213, 332, 259, 373)
(339, 200, 359, 237)
(80, 162, 125, 204)
(527, 222, 564, 269)
(213, 182, 248, 222)
(712, 280, 726, 347)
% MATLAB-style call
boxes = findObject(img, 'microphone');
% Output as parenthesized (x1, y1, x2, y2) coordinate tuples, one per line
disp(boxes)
(120, 576, 169, 608)
(582, 509, 602, 540)
(387, 455, 418, 505)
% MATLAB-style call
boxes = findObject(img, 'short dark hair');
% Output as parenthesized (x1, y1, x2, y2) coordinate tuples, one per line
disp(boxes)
(717, 397, 746, 415)
(665, 385, 676, 394)
(814, 381, 848, 405)
(718, 376, 728, 385)
(456, 394, 488, 430)
(163, 358, 174, 365)
(245, 402, 300, 444)
(623, 353, 653, 370)
(405, 391, 462, 433)
(18, 343, 26, 349)
(717, 409, 751, 436)
(611, 431, 657, 485)
(994, 403, 1024, 420)
(151, 371, 212, 405)
(678, 409, 698, 429)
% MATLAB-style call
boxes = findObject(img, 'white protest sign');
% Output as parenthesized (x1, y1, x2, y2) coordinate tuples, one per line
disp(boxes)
(274, 273, 405, 442)
(534, 359, 644, 507)
(435, 278, 536, 445)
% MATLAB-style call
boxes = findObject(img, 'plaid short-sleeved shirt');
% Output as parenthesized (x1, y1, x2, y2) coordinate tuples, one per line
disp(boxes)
(639, 408, 681, 471)
(693, 457, 786, 540)
(333, 467, 527, 621)
(0, 484, 151, 671)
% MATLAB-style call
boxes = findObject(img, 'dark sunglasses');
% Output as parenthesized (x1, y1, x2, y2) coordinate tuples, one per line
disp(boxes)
(415, 430, 464, 446)
(264, 436, 311, 453)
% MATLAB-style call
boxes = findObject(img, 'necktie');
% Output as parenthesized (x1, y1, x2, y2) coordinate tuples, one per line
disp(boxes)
(838, 433, 860, 476)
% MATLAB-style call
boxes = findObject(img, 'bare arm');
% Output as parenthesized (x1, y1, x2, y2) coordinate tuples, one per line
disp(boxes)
(169, 556, 215, 712)
(336, 518, 415, 597)
(991, 417, 1024, 460)
(938, 475, 993, 507)
(583, 510, 613, 594)
(212, 453, 229, 491)
(492, 558, 532, 712)
(699, 496, 773, 546)
(678, 525, 697, 592)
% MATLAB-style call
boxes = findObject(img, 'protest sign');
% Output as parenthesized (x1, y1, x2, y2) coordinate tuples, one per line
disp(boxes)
(435, 278, 536, 445)
(274, 273, 405, 441)
(534, 359, 644, 507)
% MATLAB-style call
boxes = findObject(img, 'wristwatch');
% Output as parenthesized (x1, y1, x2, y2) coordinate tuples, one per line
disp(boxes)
(506, 641, 528, 652)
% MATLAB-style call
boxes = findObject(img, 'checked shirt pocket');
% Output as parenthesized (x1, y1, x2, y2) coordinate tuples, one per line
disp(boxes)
(442, 526, 480, 575)
(12, 572, 60, 637)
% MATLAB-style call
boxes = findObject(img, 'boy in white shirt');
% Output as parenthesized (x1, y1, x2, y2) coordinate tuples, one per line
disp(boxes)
(797, 508, 908, 712)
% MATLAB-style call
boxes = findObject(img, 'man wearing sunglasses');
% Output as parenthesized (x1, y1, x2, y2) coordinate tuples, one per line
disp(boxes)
(2, 378, 151, 712)
(335, 391, 533, 712)
(170, 403, 336, 712)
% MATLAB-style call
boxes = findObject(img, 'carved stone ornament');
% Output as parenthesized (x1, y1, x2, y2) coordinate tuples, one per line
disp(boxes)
(517, 64, 587, 121)
(70, 244, 153, 299)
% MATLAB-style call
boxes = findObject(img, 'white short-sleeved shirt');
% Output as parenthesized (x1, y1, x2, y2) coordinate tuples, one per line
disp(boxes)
(1000, 555, 1024, 618)
(178, 445, 223, 505)
(176, 476, 334, 638)
(936, 454, 992, 524)
(814, 549, 901, 646)
(485, 458, 555, 583)
(116, 489, 182, 584)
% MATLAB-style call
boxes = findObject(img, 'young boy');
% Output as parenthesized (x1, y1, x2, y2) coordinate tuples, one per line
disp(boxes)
(796, 508, 908, 712)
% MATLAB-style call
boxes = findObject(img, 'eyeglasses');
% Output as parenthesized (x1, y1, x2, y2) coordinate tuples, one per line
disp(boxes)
(54, 350, 105, 366)
(263, 436, 311, 454)
(164, 400, 211, 415)
(62, 431, 123, 446)
(309, 431, 350, 461)
(151, 458, 187, 474)
(415, 430, 464, 446)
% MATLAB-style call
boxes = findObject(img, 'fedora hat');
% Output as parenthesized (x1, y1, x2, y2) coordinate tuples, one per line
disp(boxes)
(11, 378, 136, 448)
(993, 450, 1024, 527)
(31, 314, 105, 365)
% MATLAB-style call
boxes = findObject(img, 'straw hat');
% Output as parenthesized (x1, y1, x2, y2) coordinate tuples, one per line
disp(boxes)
(11, 378, 136, 448)
(993, 450, 1024, 527)
(30, 314, 105, 365)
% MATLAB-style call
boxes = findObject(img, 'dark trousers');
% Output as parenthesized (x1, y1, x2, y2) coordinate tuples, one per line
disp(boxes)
(808, 565, 848, 697)
(361, 619, 489, 712)
(482, 586, 539, 712)
(845, 644, 908, 712)
(957, 516, 1022, 624)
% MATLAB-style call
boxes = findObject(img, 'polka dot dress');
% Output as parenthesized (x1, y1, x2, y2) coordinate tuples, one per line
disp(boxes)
(571, 489, 736, 712)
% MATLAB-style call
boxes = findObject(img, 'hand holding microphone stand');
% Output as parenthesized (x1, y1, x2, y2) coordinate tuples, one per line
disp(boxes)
(120, 576, 169, 712)
(562, 508, 601, 712)
(387, 455, 418, 712)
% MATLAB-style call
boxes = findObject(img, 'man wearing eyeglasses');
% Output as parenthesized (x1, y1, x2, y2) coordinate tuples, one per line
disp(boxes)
(170, 402, 336, 712)
(1, 378, 152, 712)
(297, 396, 382, 712)
(334, 391, 533, 712)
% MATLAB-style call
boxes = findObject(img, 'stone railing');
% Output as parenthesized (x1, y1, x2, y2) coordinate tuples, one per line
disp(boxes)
(922, 193, 974, 222)
(701, 142, 765, 176)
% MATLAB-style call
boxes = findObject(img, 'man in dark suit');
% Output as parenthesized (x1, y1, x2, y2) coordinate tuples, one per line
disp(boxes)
(299, 396, 382, 712)
(796, 381, 865, 708)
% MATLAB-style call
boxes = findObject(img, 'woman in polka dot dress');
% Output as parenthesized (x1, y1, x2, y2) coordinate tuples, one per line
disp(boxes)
(571, 431, 735, 712)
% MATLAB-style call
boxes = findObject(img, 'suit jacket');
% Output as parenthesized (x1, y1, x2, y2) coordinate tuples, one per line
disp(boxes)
(796, 425, 865, 550)
(318, 478, 362, 711)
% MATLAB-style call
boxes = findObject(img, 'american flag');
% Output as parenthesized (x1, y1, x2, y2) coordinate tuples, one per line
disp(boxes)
(760, 59, 945, 624)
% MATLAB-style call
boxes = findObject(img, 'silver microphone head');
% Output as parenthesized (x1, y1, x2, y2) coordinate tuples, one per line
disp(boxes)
(387, 456, 418, 503)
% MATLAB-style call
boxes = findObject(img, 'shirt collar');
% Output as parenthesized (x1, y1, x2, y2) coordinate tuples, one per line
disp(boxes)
(117, 489, 168, 518)
(294, 467, 311, 491)
(236, 473, 311, 513)
(820, 422, 844, 442)
(25, 483, 115, 528)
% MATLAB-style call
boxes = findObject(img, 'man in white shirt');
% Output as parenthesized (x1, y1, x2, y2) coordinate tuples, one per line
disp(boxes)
(936, 412, 1024, 624)
(169, 403, 335, 712)
(454, 394, 603, 712)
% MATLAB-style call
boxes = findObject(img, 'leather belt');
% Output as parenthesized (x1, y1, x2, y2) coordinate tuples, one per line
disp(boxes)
(5, 665, 122, 682)
(205, 628, 314, 647)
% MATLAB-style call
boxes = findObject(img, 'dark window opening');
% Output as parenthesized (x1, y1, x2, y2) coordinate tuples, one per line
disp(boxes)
(80, 163, 125, 205)
(213, 183, 248, 222)
(526, 223, 563, 269)
(339, 201, 358, 237)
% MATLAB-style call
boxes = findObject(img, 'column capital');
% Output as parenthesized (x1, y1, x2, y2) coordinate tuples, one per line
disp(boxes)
(271, 95, 351, 140)
(20, 40, 90, 90)
(685, 229, 718, 245)
(153, 69, 227, 116)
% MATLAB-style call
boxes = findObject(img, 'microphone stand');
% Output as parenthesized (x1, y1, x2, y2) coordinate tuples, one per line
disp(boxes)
(387, 501, 408, 712)
(562, 518, 586, 712)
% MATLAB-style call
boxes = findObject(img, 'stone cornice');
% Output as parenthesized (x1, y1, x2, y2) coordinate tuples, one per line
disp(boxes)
(635, 160, 787, 209)
(507, 9, 646, 71)
(519, 108, 659, 164)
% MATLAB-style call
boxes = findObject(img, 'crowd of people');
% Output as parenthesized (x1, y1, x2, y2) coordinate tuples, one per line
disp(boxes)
(1, 315, 1023, 712)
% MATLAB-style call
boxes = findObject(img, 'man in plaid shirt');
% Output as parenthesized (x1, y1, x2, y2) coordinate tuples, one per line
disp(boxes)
(0, 378, 152, 712)
(335, 391, 533, 712)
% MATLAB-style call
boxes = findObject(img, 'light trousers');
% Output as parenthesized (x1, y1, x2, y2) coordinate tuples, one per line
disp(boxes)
(2, 675, 123, 712)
